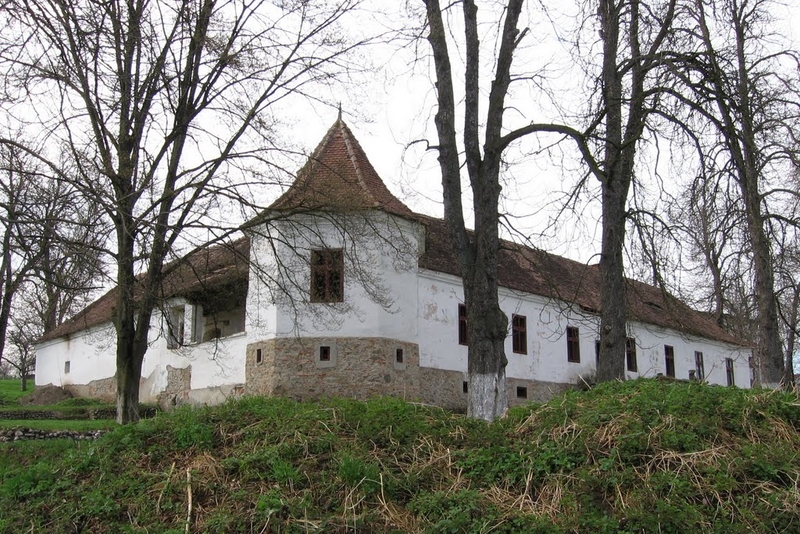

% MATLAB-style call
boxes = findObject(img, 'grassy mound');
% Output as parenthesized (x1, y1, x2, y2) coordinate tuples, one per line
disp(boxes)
(1, 379, 798, 533)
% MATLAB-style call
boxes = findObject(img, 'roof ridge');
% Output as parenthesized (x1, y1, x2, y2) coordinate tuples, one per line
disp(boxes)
(267, 118, 413, 217)
(338, 119, 377, 208)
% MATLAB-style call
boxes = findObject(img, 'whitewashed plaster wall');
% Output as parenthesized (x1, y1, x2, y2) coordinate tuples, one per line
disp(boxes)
(417, 269, 751, 388)
(631, 322, 751, 387)
(35, 323, 118, 388)
(248, 212, 422, 342)
(35, 304, 248, 399)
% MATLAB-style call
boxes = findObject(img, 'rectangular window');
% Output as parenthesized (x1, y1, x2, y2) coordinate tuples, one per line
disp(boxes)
(516, 386, 528, 399)
(310, 249, 343, 303)
(256, 348, 263, 364)
(166, 306, 185, 349)
(726, 358, 735, 386)
(626, 338, 638, 372)
(458, 304, 468, 345)
(191, 304, 204, 343)
(319, 346, 331, 362)
(665, 345, 675, 378)
(64, 361, 71, 374)
(695, 351, 705, 381)
(595, 340, 600, 365)
(512, 314, 527, 354)
(396, 348, 404, 364)
(567, 326, 580, 363)
(462, 381, 468, 394)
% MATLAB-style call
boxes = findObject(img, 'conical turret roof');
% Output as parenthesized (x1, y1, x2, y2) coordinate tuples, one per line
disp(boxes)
(269, 118, 413, 217)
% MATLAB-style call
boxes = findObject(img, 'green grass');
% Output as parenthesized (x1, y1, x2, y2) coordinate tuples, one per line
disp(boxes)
(0, 379, 33, 404)
(0, 419, 116, 431)
(0, 379, 798, 533)
(0, 378, 118, 431)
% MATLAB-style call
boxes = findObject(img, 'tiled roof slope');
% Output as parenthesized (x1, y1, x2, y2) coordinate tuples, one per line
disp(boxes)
(268, 118, 414, 217)
(39, 238, 249, 343)
(418, 215, 743, 346)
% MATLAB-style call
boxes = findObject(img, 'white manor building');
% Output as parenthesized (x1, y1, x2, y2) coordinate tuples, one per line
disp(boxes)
(35, 119, 751, 409)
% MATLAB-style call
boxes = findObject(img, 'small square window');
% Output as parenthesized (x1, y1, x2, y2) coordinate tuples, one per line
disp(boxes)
(256, 348, 263, 364)
(64, 361, 71, 374)
(516, 386, 528, 399)
(395, 348, 404, 364)
(462, 381, 468, 394)
(319, 346, 331, 362)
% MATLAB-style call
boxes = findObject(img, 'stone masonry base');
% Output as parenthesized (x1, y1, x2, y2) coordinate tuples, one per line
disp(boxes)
(246, 337, 420, 402)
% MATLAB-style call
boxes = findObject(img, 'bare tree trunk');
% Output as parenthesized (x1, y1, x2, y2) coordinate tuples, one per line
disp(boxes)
(595, 0, 641, 380)
(597, 180, 629, 380)
(782, 287, 798, 388)
(423, 0, 529, 420)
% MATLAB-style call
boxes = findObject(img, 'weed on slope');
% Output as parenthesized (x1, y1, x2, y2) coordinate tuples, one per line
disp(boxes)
(1, 380, 799, 533)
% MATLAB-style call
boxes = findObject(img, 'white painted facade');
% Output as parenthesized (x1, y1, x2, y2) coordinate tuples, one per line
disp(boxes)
(35, 303, 250, 404)
(417, 270, 750, 389)
(35, 210, 751, 403)
(246, 212, 422, 342)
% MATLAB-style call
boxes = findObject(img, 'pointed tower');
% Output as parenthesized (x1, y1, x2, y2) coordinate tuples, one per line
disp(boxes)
(245, 119, 422, 402)
(269, 118, 414, 218)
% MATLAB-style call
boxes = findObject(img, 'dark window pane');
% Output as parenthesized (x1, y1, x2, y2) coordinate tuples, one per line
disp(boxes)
(567, 326, 580, 363)
(458, 304, 468, 345)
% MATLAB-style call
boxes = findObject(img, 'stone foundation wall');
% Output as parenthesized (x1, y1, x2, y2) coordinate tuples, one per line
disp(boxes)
(417, 367, 468, 412)
(63, 377, 116, 402)
(157, 365, 193, 408)
(246, 337, 420, 402)
(506, 377, 575, 406)
(417, 368, 577, 411)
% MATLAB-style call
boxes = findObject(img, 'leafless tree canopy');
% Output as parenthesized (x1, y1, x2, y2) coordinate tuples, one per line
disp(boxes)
(0, 0, 371, 423)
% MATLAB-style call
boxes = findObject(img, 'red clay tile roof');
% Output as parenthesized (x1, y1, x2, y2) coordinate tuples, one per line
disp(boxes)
(39, 238, 249, 343)
(41, 120, 743, 348)
(268, 118, 414, 218)
(418, 215, 743, 346)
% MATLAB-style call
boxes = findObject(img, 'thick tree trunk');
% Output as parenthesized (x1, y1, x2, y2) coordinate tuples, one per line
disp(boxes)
(595, 0, 630, 382)
(423, 0, 523, 421)
(115, 341, 145, 424)
(596, 183, 628, 381)
(465, 300, 508, 419)
(745, 199, 783, 387)
(113, 223, 144, 425)
(783, 288, 798, 389)
(463, 224, 508, 419)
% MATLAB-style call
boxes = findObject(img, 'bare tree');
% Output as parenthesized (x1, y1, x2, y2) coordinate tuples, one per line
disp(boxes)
(419, 0, 683, 419)
(668, 0, 800, 386)
(0, 143, 106, 390)
(0, 0, 369, 423)
(6, 315, 38, 392)
(667, 170, 749, 327)
(0, 144, 48, 370)
(422, 0, 539, 421)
